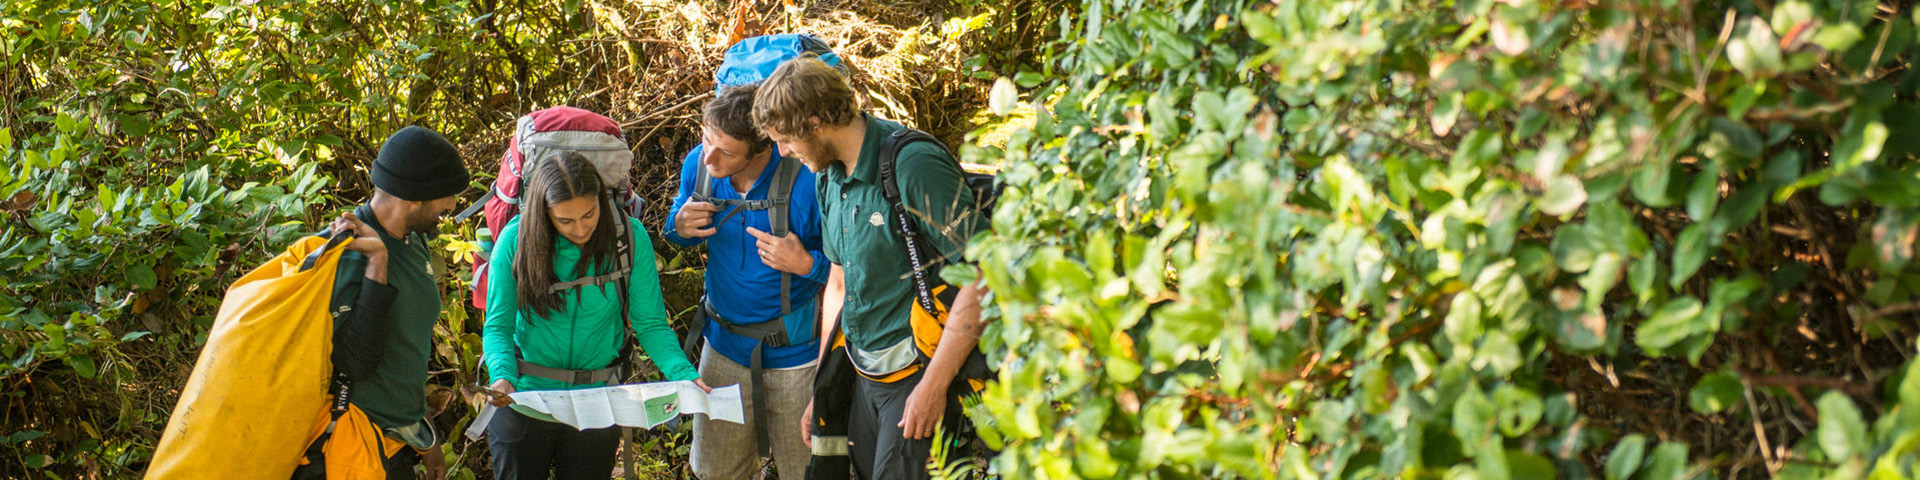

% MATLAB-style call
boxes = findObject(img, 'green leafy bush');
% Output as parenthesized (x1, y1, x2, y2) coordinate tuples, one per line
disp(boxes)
(966, 0, 1920, 478)
(1, 0, 590, 475)
(0, 117, 329, 474)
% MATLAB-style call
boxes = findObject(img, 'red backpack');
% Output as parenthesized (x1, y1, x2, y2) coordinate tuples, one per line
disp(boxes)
(457, 107, 665, 478)
(454, 106, 643, 309)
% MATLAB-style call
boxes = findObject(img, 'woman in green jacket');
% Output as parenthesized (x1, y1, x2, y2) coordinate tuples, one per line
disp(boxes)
(482, 152, 705, 479)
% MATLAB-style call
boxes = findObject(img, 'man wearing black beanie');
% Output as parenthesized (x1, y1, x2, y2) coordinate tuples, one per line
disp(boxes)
(296, 125, 469, 480)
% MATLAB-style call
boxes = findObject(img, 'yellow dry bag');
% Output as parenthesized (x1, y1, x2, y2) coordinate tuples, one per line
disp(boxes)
(146, 234, 352, 479)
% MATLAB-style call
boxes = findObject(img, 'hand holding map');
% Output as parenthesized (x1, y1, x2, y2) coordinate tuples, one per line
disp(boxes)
(465, 380, 745, 440)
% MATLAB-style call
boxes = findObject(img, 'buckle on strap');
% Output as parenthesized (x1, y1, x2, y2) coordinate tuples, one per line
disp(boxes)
(701, 299, 791, 347)
(712, 199, 771, 210)
(518, 359, 619, 385)
(547, 271, 625, 294)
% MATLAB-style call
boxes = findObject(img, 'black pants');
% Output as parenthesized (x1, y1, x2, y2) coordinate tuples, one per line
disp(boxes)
(384, 447, 422, 480)
(487, 406, 622, 480)
(848, 372, 941, 480)
(289, 433, 421, 480)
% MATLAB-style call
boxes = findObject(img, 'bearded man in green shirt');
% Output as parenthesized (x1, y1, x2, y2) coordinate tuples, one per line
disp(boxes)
(306, 126, 468, 480)
(753, 54, 990, 480)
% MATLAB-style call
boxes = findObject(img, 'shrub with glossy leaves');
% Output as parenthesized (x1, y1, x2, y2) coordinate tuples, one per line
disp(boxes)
(964, 0, 1920, 478)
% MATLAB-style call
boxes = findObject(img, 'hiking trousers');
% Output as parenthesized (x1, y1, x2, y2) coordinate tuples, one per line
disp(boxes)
(690, 346, 816, 480)
(486, 406, 621, 480)
(383, 448, 421, 480)
(848, 371, 944, 480)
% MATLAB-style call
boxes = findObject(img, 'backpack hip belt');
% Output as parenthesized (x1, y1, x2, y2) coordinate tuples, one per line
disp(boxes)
(515, 358, 625, 385)
(701, 298, 791, 347)
(684, 296, 795, 459)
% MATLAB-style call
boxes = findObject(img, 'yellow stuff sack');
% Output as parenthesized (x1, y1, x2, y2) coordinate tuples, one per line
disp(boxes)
(146, 235, 352, 479)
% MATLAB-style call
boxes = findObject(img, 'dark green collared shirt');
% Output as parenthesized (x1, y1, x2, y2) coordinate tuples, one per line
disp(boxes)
(328, 204, 439, 431)
(819, 114, 980, 374)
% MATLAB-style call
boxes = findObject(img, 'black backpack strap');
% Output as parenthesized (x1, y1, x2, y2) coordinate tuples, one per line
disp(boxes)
(328, 376, 353, 426)
(515, 359, 624, 384)
(877, 132, 999, 458)
(769, 157, 804, 317)
(295, 229, 362, 477)
(547, 271, 622, 293)
(292, 373, 356, 479)
(687, 155, 808, 460)
(504, 194, 640, 380)
(876, 129, 947, 319)
(680, 302, 705, 365)
(769, 157, 801, 237)
(310, 230, 359, 423)
(693, 152, 780, 231)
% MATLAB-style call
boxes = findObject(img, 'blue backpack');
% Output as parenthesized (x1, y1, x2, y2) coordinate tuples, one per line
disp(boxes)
(712, 33, 843, 89)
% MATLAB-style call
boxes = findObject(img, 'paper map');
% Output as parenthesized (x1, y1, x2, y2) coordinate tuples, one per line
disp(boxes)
(465, 381, 743, 439)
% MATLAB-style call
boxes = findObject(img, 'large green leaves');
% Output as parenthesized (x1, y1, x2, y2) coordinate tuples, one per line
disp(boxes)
(1817, 392, 1869, 460)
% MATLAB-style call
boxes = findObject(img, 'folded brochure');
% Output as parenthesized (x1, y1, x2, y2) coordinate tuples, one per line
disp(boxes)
(466, 381, 744, 439)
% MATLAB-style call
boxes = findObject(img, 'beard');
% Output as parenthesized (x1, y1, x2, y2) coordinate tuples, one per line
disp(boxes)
(795, 135, 842, 173)
(404, 207, 442, 236)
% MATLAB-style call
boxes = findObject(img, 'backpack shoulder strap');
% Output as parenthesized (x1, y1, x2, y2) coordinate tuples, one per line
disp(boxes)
(875, 128, 949, 237)
(768, 156, 803, 237)
(611, 215, 643, 480)
(694, 148, 715, 202)
(610, 197, 639, 365)
(610, 179, 644, 463)
(875, 129, 943, 213)
(768, 156, 805, 316)
(876, 128, 945, 318)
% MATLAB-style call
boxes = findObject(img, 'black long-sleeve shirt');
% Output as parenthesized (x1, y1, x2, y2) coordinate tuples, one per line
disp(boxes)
(328, 248, 398, 382)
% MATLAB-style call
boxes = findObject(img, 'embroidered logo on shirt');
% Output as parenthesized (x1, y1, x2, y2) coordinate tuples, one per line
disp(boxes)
(868, 212, 885, 227)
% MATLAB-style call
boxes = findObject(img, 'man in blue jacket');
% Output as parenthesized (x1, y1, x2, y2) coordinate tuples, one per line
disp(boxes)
(664, 84, 826, 480)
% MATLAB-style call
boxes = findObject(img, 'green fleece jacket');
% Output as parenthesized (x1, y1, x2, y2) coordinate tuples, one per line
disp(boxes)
(482, 216, 700, 394)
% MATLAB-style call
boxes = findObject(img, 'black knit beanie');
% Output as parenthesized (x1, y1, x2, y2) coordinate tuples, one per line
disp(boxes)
(371, 126, 469, 201)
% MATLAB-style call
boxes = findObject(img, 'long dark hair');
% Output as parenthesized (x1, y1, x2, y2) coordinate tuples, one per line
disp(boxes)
(513, 151, 620, 318)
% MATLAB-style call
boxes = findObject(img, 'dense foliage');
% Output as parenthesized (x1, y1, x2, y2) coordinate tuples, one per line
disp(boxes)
(0, 0, 457, 475)
(967, 0, 1920, 478)
(3, 0, 1015, 478)
(14, 0, 1920, 478)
